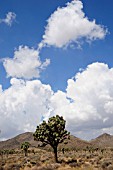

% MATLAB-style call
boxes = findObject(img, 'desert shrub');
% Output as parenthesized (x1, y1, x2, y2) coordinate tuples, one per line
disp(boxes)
(9, 149, 15, 154)
(30, 161, 36, 165)
(69, 162, 78, 167)
(101, 160, 111, 169)
(31, 149, 35, 154)
(64, 148, 69, 152)
(110, 148, 113, 152)
(4, 164, 21, 170)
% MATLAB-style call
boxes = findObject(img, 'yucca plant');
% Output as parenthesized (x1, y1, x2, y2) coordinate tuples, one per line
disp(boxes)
(21, 141, 30, 157)
(33, 115, 70, 162)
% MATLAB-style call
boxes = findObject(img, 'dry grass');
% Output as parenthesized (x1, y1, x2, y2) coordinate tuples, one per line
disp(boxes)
(0, 147, 113, 170)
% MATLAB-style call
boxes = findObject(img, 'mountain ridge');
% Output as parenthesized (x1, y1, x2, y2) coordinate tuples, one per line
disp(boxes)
(0, 132, 113, 150)
(90, 133, 113, 148)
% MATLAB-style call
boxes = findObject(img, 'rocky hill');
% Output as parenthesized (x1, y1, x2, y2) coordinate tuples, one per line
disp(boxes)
(0, 132, 38, 150)
(0, 132, 113, 150)
(0, 132, 91, 150)
(90, 133, 113, 148)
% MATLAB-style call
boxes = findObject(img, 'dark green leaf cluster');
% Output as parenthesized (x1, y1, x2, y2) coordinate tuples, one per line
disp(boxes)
(21, 141, 30, 151)
(33, 115, 70, 148)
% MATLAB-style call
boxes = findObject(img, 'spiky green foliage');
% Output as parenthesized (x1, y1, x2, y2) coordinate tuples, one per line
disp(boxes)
(21, 141, 30, 156)
(33, 115, 70, 162)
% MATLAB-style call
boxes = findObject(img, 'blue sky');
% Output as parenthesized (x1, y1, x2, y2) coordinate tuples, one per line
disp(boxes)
(0, 0, 113, 140)
(0, 0, 113, 91)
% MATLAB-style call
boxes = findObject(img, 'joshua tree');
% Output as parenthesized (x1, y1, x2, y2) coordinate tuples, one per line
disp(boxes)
(21, 141, 30, 156)
(33, 115, 70, 162)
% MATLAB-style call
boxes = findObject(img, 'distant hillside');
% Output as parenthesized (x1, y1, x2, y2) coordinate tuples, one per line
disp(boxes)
(90, 133, 113, 148)
(0, 132, 91, 150)
(1, 132, 113, 150)
(0, 132, 38, 150)
(59, 135, 92, 150)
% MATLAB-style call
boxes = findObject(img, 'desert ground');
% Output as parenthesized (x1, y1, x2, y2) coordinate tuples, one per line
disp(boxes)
(1, 146, 113, 170)
(0, 133, 113, 170)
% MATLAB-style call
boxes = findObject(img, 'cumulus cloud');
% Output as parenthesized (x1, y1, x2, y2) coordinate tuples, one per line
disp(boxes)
(0, 12, 16, 26)
(50, 62, 113, 139)
(1, 62, 113, 140)
(0, 78, 53, 140)
(41, 0, 107, 48)
(3, 46, 50, 79)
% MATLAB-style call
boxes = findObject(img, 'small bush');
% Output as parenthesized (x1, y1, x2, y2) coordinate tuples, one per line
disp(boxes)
(101, 160, 111, 169)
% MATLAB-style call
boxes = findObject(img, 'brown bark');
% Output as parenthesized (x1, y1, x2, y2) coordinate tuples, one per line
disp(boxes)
(54, 146, 58, 162)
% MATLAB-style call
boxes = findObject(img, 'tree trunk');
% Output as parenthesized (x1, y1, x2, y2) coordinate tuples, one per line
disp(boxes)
(25, 150, 27, 157)
(54, 146, 58, 163)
